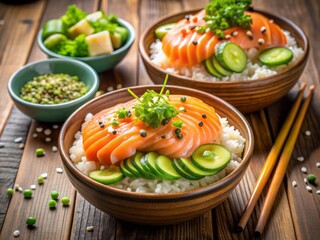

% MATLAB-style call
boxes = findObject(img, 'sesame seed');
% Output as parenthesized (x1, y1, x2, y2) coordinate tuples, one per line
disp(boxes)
(18, 143, 24, 149)
(95, 90, 104, 97)
(107, 86, 114, 92)
(44, 129, 52, 136)
(14, 137, 23, 143)
(231, 31, 238, 36)
(225, 34, 231, 40)
(116, 83, 122, 89)
(297, 156, 304, 162)
(56, 168, 63, 174)
(41, 173, 48, 179)
(140, 130, 147, 137)
(17, 187, 23, 192)
(301, 167, 307, 173)
(112, 130, 117, 135)
(185, 15, 190, 20)
(179, 107, 186, 112)
(177, 133, 183, 139)
(36, 127, 43, 133)
(269, 19, 274, 23)
(0, 142, 5, 148)
(107, 126, 114, 133)
(52, 124, 59, 129)
(30, 185, 36, 190)
(306, 186, 312, 192)
(100, 124, 105, 128)
(260, 26, 266, 33)
(292, 181, 297, 187)
(192, 40, 198, 45)
(45, 137, 52, 142)
(14, 184, 19, 191)
(161, 135, 166, 139)
(258, 38, 265, 45)
(175, 128, 181, 134)
(246, 30, 253, 36)
(316, 162, 320, 168)
(198, 121, 203, 127)
(32, 133, 38, 138)
(305, 130, 311, 136)
(202, 114, 207, 119)
(100, 165, 105, 170)
(317, 190, 320, 195)
(52, 146, 58, 152)
(13, 230, 20, 237)
(86, 226, 94, 232)
(304, 178, 308, 183)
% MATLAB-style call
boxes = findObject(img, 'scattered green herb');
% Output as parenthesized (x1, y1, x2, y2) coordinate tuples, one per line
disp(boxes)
(111, 119, 119, 127)
(88, 12, 118, 34)
(172, 120, 183, 128)
(60, 5, 87, 28)
(51, 34, 89, 57)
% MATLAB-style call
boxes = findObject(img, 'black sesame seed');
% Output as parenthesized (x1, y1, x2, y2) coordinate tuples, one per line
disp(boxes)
(177, 133, 183, 139)
(202, 114, 207, 119)
(175, 128, 181, 134)
(98, 121, 102, 125)
(198, 121, 203, 127)
(192, 40, 198, 45)
(185, 15, 190, 20)
(112, 130, 117, 135)
(100, 124, 105, 128)
(161, 118, 169, 126)
(161, 135, 166, 139)
(180, 96, 187, 102)
(248, 35, 254, 40)
(140, 130, 147, 137)
(261, 26, 266, 34)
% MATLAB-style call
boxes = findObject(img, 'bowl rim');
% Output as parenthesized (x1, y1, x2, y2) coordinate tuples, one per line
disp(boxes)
(38, 18, 136, 60)
(59, 85, 254, 200)
(139, 8, 310, 85)
(7, 58, 99, 109)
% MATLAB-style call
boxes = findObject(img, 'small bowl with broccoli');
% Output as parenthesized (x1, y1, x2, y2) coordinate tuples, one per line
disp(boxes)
(38, 5, 135, 73)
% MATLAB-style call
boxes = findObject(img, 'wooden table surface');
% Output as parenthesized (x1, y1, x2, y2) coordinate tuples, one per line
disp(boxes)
(0, 0, 319, 239)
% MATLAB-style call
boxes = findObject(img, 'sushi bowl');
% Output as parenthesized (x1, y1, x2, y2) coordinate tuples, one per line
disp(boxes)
(139, 9, 309, 113)
(58, 85, 254, 225)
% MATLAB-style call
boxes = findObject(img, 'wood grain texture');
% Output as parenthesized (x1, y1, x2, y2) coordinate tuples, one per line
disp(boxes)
(0, 0, 45, 135)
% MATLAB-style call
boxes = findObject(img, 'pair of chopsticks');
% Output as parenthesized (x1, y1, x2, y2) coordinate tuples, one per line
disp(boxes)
(236, 82, 315, 236)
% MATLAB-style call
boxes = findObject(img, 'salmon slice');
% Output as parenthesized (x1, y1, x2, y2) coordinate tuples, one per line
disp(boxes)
(81, 95, 222, 165)
(162, 10, 287, 66)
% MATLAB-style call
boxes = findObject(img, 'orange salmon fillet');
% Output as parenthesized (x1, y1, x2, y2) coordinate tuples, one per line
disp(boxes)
(82, 95, 222, 165)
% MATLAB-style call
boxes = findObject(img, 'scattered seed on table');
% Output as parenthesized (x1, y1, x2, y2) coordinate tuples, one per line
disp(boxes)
(297, 156, 304, 162)
(100, 165, 105, 170)
(317, 190, 320, 195)
(35, 148, 45, 157)
(44, 129, 52, 136)
(14, 137, 23, 143)
(37, 176, 44, 184)
(301, 167, 307, 173)
(23, 189, 32, 198)
(305, 130, 311, 136)
(316, 162, 320, 168)
(41, 173, 48, 179)
(51, 191, 59, 200)
(7, 188, 14, 195)
(56, 168, 63, 174)
(86, 226, 94, 232)
(18, 143, 24, 149)
(304, 178, 308, 183)
(48, 199, 57, 208)
(95, 90, 104, 97)
(30, 185, 36, 190)
(18, 187, 23, 192)
(45, 137, 52, 142)
(52, 146, 58, 152)
(0, 142, 5, 148)
(292, 181, 297, 187)
(61, 197, 70, 206)
(52, 124, 59, 129)
(116, 83, 122, 89)
(13, 230, 20, 237)
(26, 216, 36, 226)
(306, 186, 312, 192)
(107, 86, 114, 92)
(14, 184, 19, 191)
(32, 133, 38, 138)
(36, 127, 43, 133)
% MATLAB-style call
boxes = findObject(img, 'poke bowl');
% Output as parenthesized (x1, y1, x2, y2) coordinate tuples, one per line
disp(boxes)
(58, 85, 254, 225)
(139, 6, 309, 113)
(38, 6, 135, 73)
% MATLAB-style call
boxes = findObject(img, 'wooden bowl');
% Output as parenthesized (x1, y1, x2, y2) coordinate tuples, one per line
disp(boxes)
(59, 85, 254, 225)
(139, 9, 309, 113)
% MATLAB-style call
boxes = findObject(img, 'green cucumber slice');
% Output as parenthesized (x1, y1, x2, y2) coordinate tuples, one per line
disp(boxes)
(177, 157, 213, 178)
(259, 47, 293, 66)
(43, 33, 67, 50)
(155, 23, 176, 40)
(172, 159, 201, 180)
(215, 42, 247, 73)
(191, 144, 231, 172)
(42, 19, 67, 40)
(124, 157, 142, 178)
(212, 55, 232, 76)
(204, 58, 224, 78)
(132, 152, 156, 179)
(89, 167, 124, 185)
(141, 152, 166, 179)
(120, 160, 136, 178)
(155, 156, 181, 180)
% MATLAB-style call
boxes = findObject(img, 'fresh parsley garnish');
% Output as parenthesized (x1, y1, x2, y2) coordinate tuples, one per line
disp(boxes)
(127, 75, 178, 128)
(172, 120, 183, 128)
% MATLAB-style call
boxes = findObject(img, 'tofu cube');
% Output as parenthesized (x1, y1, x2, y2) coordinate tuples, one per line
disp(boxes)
(85, 31, 114, 56)
(68, 19, 94, 39)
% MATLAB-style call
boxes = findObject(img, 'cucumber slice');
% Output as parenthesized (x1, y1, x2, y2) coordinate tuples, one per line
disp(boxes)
(124, 157, 142, 178)
(43, 33, 67, 50)
(215, 42, 247, 73)
(155, 23, 176, 40)
(132, 152, 156, 179)
(141, 152, 166, 179)
(42, 19, 67, 40)
(155, 156, 181, 180)
(212, 55, 232, 76)
(259, 47, 293, 66)
(172, 159, 201, 180)
(177, 157, 213, 178)
(120, 160, 136, 178)
(89, 166, 124, 185)
(204, 58, 224, 78)
(192, 144, 231, 172)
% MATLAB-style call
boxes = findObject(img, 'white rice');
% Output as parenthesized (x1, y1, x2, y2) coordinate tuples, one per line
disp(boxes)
(70, 114, 246, 193)
(149, 30, 304, 81)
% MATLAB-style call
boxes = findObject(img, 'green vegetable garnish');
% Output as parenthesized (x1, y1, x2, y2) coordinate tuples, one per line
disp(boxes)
(61, 197, 70, 206)
(60, 5, 87, 28)
(307, 174, 316, 183)
(23, 189, 33, 198)
(203, 150, 216, 160)
(26, 217, 36, 226)
(111, 119, 119, 126)
(88, 12, 118, 34)
(51, 191, 59, 200)
(172, 120, 183, 128)
(116, 108, 127, 119)
(51, 34, 89, 57)
(128, 75, 178, 128)
(199, 0, 252, 38)
(48, 199, 57, 208)
(7, 188, 13, 196)
(37, 176, 44, 184)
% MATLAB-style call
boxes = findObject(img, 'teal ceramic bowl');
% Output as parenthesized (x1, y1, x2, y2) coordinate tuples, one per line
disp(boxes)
(37, 19, 135, 73)
(8, 59, 99, 122)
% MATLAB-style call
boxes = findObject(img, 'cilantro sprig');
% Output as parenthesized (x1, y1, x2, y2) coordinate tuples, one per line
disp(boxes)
(128, 75, 178, 128)
(198, 0, 252, 38)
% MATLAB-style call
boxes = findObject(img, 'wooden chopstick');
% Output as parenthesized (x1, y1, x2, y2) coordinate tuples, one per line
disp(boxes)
(254, 85, 314, 236)
(236, 82, 307, 232)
